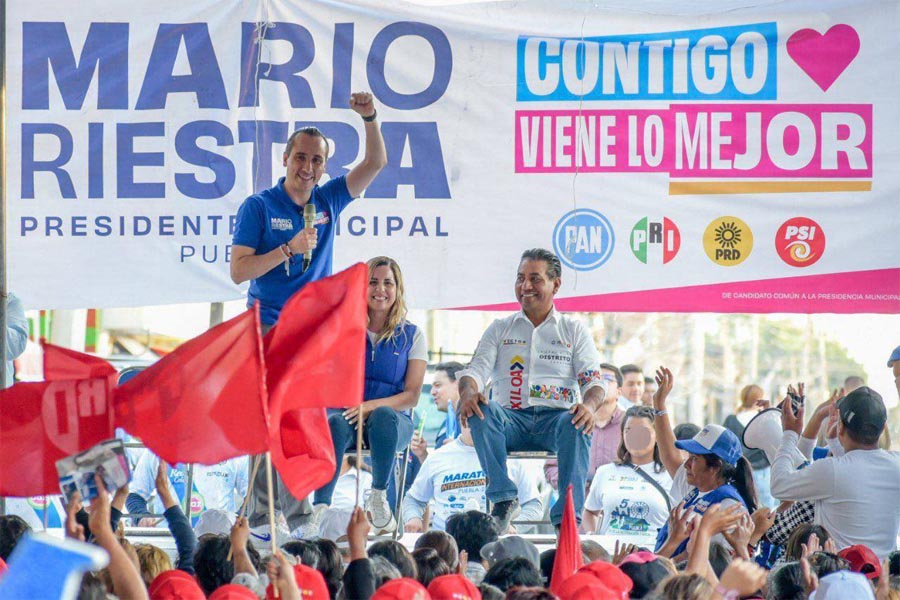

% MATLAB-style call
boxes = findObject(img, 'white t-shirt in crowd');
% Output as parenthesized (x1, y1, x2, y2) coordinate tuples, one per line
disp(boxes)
(131, 453, 249, 520)
(331, 468, 373, 511)
(771, 431, 900, 559)
(584, 462, 673, 546)
(406, 439, 540, 530)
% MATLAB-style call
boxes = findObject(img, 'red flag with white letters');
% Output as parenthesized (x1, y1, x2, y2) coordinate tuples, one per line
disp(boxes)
(0, 378, 115, 496)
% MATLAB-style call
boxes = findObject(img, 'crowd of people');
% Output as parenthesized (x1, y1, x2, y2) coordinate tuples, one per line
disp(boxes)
(2, 94, 899, 599)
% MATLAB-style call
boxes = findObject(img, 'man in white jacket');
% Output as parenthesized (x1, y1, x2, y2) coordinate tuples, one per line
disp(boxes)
(771, 386, 900, 558)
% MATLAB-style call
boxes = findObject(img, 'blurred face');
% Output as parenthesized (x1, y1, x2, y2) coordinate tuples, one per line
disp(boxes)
(431, 370, 459, 412)
(743, 386, 765, 410)
(622, 372, 645, 403)
(367, 265, 397, 313)
(642, 379, 657, 406)
(893, 362, 900, 399)
(283, 133, 327, 197)
(624, 416, 656, 457)
(684, 454, 720, 491)
(515, 259, 560, 317)
(600, 368, 620, 400)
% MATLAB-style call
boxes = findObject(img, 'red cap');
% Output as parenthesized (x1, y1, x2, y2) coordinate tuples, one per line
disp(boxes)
(577, 561, 633, 597)
(148, 570, 206, 600)
(209, 584, 258, 599)
(266, 564, 330, 600)
(838, 545, 883, 580)
(427, 574, 482, 600)
(556, 572, 618, 600)
(372, 577, 432, 600)
(618, 551, 659, 566)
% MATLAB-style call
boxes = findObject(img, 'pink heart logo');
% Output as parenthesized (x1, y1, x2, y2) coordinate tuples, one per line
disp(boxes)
(787, 24, 860, 91)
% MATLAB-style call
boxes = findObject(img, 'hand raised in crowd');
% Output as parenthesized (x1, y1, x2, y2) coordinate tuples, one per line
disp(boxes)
(613, 540, 638, 565)
(65, 492, 85, 542)
(653, 366, 674, 411)
(801, 532, 822, 558)
(749, 507, 776, 546)
(267, 551, 302, 600)
(112, 482, 129, 513)
(666, 501, 695, 546)
(457, 380, 487, 428)
(154, 462, 179, 510)
(781, 385, 805, 435)
(410, 433, 428, 462)
(697, 503, 744, 538)
(230, 516, 258, 576)
(800, 553, 818, 595)
(719, 559, 767, 597)
(349, 92, 376, 118)
(347, 506, 370, 561)
(804, 387, 842, 438)
(88, 475, 115, 544)
(288, 227, 318, 256)
(569, 403, 596, 435)
(457, 550, 468, 576)
(404, 518, 425, 533)
(722, 511, 755, 560)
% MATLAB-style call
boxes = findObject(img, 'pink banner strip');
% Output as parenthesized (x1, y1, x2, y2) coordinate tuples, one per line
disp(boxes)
(459, 269, 900, 314)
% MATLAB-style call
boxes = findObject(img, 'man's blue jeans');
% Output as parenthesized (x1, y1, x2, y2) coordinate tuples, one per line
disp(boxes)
(313, 406, 414, 505)
(468, 403, 590, 526)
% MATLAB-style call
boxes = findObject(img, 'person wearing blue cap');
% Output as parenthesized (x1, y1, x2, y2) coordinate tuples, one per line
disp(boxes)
(649, 367, 758, 558)
(889, 345, 900, 400)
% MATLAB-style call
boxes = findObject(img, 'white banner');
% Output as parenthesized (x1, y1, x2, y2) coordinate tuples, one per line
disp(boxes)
(7, 0, 900, 312)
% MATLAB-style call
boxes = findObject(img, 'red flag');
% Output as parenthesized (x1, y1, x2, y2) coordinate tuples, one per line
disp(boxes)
(550, 484, 584, 595)
(42, 341, 116, 381)
(264, 264, 368, 499)
(0, 378, 115, 496)
(113, 307, 268, 465)
(265, 263, 368, 410)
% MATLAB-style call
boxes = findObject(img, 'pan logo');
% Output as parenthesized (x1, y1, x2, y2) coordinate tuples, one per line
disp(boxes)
(553, 209, 615, 271)
(776, 217, 825, 267)
(630, 217, 681, 264)
(703, 216, 753, 266)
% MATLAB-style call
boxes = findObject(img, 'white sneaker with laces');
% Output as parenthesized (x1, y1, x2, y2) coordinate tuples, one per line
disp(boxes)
(364, 489, 396, 534)
(291, 502, 330, 539)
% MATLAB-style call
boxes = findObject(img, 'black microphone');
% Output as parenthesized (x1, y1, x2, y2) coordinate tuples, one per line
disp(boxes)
(302, 203, 316, 271)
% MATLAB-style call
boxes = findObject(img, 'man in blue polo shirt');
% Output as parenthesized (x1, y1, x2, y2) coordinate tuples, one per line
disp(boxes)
(231, 91, 387, 544)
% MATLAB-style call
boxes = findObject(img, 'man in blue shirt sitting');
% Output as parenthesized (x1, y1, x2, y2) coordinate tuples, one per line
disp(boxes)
(230, 91, 387, 544)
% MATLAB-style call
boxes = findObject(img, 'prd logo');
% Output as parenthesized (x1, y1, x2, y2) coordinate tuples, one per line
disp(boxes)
(703, 216, 753, 266)
(776, 217, 825, 267)
(553, 209, 615, 271)
(630, 217, 681, 264)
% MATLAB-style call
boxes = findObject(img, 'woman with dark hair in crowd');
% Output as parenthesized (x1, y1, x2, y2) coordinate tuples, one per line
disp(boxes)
(313, 256, 427, 534)
(650, 367, 758, 558)
(582, 405, 673, 547)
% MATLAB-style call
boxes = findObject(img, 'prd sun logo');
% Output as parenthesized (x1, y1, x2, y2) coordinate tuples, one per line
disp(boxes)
(776, 217, 825, 267)
(703, 216, 753, 266)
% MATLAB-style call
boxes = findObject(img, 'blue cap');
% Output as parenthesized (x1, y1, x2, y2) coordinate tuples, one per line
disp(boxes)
(674, 424, 743, 466)
(887, 345, 900, 367)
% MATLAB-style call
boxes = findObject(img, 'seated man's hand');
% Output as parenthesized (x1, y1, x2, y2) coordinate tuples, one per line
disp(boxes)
(569, 403, 596, 434)
(404, 518, 424, 533)
(457, 387, 487, 428)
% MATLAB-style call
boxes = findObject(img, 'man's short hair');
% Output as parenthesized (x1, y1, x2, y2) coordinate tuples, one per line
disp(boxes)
(285, 126, 330, 160)
(621, 364, 643, 378)
(445, 510, 499, 557)
(644, 376, 655, 385)
(674, 423, 701, 441)
(843, 375, 865, 392)
(600, 363, 623, 387)
(519, 249, 561, 280)
(483, 557, 543, 592)
(434, 361, 465, 382)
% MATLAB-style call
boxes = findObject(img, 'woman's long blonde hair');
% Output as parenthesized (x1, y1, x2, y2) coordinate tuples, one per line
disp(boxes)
(367, 256, 408, 344)
(737, 384, 764, 412)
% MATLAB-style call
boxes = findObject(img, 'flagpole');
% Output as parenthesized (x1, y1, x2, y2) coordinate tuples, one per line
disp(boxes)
(227, 455, 263, 562)
(355, 412, 364, 508)
(265, 452, 279, 598)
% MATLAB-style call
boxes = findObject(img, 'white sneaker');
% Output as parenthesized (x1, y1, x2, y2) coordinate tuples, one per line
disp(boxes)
(364, 489, 397, 534)
(249, 523, 291, 550)
(291, 503, 329, 539)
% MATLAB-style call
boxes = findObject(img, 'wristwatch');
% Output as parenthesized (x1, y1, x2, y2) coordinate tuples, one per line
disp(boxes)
(362, 110, 378, 122)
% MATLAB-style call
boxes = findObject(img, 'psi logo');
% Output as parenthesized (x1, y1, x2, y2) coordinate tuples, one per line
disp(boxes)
(630, 217, 681, 264)
(703, 217, 753, 266)
(776, 217, 825, 267)
(553, 209, 615, 271)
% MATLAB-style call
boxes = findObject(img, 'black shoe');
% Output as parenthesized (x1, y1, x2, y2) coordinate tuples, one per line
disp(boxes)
(490, 499, 520, 534)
